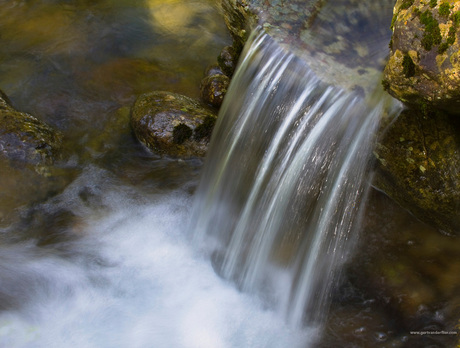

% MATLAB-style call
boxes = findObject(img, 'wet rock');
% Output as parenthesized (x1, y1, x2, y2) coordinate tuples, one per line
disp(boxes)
(200, 74, 230, 109)
(204, 64, 225, 78)
(0, 89, 62, 168)
(383, 0, 460, 114)
(130, 91, 217, 158)
(221, 0, 395, 92)
(217, 45, 239, 77)
(373, 108, 460, 235)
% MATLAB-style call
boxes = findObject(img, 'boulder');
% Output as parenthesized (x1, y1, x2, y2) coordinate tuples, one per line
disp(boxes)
(0, 90, 62, 168)
(373, 108, 460, 235)
(130, 91, 217, 158)
(383, 0, 460, 114)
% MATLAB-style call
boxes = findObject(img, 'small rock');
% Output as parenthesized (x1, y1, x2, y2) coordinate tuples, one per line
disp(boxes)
(130, 91, 217, 158)
(0, 89, 62, 168)
(200, 74, 230, 109)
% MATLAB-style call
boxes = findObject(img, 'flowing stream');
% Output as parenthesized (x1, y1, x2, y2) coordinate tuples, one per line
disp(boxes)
(1, 1, 456, 347)
(191, 28, 400, 329)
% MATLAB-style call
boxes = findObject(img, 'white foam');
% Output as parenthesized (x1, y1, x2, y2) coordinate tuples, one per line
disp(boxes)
(0, 186, 312, 348)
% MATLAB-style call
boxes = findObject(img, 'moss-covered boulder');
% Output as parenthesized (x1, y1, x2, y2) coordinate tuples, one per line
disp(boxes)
(130, 91, 217, 158)
(373, 108, 460, 235)
(0, 90, 62, 168)
(383, 0, 460, 114)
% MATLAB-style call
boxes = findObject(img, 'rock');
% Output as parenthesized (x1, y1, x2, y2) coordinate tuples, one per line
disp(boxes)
(200, 74, 230, 109)
(0, 89, 62, 168)
(130, 91, 217, 157)
(217, 45, 239, 77)
(383, 0, 460, 114)
(221, 0, 395, 92)
(373, 108, 460, 235)
(204, 64, 225, 78)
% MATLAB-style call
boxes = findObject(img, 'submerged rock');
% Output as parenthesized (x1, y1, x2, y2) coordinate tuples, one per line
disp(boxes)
(373, 108, 460, 235)
(383, 0, 460, 114)
(333, 189, 460, 347)
(0, 89, 62, 168)
(130, 91, 217, 157)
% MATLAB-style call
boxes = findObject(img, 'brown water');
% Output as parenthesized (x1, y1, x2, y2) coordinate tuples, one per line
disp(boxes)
(0, 0, 229, 232)
(0, 1, 459, 347)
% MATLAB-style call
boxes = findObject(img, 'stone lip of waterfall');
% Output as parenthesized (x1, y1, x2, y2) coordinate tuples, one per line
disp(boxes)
(223, 0, 396, 93)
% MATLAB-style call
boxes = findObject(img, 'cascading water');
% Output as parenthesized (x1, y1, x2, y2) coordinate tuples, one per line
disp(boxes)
(0, 1, 414, 346)
(191, 27, 401, 328)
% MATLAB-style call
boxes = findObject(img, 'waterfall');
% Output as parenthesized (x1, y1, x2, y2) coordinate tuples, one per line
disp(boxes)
(191, 27, 400, 328)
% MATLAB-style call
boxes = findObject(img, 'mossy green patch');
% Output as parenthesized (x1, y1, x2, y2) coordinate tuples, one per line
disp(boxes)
(391, 13, 398, 30)
(453, 11, 460, 26)
(402, 53, 416, 77)
(430, 0, 437, 8)
(419, 10, 442, 50)
(381, 78, 390, 91)
(439, 3, 451, 17)
(400, 0, 415, 10)
(438, 42, 449, 53)
(172, 123, 192, 144)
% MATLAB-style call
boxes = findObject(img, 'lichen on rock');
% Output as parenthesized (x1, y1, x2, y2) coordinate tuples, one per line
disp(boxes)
(383, 0, 460, 114)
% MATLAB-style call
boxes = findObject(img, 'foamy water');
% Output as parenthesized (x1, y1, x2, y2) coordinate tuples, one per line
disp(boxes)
(0, 168, 312, 348)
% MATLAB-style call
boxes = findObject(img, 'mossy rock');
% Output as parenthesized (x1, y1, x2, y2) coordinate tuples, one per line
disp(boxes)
(0, 89, 62, 168)
(130, 91, 217, 158)
(383, 0, 460, 114)
(373, 108, 460, 235)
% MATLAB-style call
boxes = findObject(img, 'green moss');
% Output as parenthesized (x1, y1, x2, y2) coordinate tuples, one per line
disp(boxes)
(391, 13, 398, 30)
(194, 116, 216, 141)
(419, 100, 431, 116)
(453, 11, 460, 26)
(430, 0, 437, 8)
(439, 3, 451, 17)
(400, 0, 414, 10)
(419, 10, 442, 50)
(438, 19, 457, 53)
(402, 53, 416, 77)
(173, 123, 192, 144)
(381, 79, 390, 91)
(438, 42, 449, 53)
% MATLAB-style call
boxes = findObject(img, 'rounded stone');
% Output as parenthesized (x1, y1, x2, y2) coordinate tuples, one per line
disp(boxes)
(130, 91, 217, 158)
(217, 45, 239, 77)
(0, 90, 62, 167)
